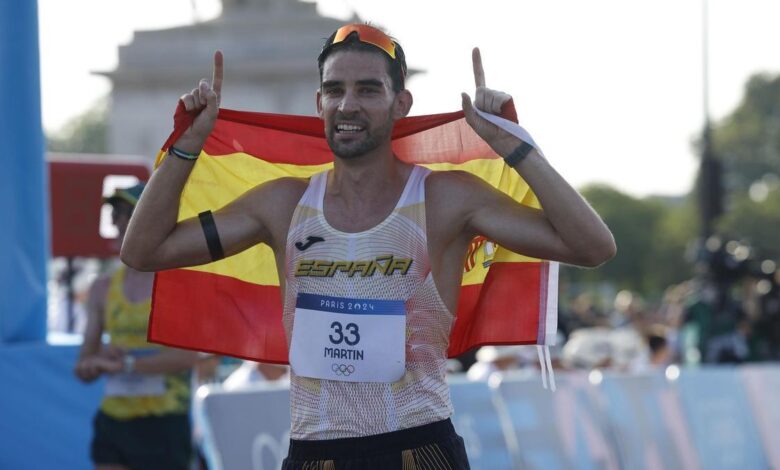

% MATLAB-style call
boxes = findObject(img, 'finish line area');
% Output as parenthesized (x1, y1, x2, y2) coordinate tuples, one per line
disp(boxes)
(2, 341, 777, 469)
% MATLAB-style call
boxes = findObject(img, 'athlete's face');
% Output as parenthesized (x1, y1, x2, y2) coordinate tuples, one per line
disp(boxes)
(317, 50, 411, 159)
(111, 200, 134, 240)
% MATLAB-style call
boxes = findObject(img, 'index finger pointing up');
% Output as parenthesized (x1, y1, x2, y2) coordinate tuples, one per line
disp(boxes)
(212, 50, 224, 97)
(472, 47, 485, 88)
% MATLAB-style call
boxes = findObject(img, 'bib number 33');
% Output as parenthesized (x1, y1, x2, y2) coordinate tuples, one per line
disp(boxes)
(290, 293, 406, 382)
(329, 321, 360, 346)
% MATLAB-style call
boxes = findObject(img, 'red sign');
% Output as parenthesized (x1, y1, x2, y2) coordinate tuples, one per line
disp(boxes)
(49, 154, 150, 258)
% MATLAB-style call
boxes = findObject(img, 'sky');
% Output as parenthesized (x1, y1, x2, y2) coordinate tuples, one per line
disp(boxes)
(37, 0, 780, 198)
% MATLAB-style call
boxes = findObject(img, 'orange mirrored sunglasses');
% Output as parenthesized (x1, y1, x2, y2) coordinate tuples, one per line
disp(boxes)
(329, 24, 397, 59)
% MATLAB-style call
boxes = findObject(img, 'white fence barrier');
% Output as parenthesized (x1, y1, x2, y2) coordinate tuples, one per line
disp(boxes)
(196, 365, 780, 470)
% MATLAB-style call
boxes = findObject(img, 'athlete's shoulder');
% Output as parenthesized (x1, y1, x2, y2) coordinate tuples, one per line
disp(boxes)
(241, 176, 309, 211)
(425, 169, 503, 237)
(425, 169, 490, 201)
(237, 176, 312, 244)
(426, 168, 481, 183)
(260, 176, 310, 197)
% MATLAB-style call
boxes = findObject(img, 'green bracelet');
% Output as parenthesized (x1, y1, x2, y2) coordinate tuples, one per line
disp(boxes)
(169, 146, 200, 161)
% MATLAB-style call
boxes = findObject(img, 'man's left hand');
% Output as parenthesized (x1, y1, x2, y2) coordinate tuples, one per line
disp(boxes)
(461, 48, 517, 155)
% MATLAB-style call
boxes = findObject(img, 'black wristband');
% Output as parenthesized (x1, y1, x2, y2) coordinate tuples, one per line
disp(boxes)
(504, 141, 535, 167)
(198, 210, 225, 262)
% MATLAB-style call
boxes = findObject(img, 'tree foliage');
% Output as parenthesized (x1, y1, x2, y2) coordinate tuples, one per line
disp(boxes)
(713, 74, 780, 193)
(718, 188, 780, 262)
(711, 73, 780, 262)
(566, 72, 780, 299)
(562, 185, 696, 298)
(46, 97, 109, 154)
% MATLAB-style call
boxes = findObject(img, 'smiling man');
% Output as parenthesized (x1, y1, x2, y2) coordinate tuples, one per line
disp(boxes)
(122, 23, 615, 469)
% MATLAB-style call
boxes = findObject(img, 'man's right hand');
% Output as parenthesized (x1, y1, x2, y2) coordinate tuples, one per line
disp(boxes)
(121, 48, 304, 273)
(175, 50, 224, 153)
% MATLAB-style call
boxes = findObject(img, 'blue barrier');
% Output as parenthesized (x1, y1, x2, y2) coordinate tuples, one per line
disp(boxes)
(496, 373, 574, 469)
(449, 377, 515, 469)
(2, 342, 779, 470)
(197, 383, 291, 470)
(0, 0, 49, 343)
(741, 365, 780, 466)
(496, 371, 619, 469)
(676, 367, 768, 469)
(600, 372, 698, 469)
(0, 343, 103, 470)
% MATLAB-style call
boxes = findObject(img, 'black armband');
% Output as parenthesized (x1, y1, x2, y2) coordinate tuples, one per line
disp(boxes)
(198, 210, 225, 262)
(504, 141, 535, 167)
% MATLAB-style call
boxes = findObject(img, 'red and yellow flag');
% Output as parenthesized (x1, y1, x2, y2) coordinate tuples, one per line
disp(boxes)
(149, 106, 558, 363)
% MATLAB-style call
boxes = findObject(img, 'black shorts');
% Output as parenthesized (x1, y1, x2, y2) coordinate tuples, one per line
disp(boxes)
(91, 410, 192, 470)
(282, 418, 470, 470)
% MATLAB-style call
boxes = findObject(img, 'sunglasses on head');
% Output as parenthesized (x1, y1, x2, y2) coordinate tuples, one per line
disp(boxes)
(329, 24, 397, 59)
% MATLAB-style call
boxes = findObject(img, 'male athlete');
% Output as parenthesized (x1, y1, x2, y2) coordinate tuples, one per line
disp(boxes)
(76, 183, 197, 470)
(122, 24, 615, 469)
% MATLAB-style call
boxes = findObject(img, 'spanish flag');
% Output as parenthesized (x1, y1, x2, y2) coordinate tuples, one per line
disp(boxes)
(149, 105, 558, 363)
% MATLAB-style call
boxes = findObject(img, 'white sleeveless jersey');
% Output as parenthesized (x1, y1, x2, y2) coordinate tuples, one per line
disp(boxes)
(283, 165, 455, 439)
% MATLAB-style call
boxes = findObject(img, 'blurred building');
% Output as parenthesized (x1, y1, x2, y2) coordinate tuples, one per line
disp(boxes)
(99, 0, 355, 156)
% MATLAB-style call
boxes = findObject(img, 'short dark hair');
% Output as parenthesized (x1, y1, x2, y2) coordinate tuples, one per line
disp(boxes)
(647, 334, 668, 354)
(317, 31, 407, 93)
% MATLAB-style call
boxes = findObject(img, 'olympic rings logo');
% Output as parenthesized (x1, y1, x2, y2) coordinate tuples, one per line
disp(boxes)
(331, 363, 355, 376)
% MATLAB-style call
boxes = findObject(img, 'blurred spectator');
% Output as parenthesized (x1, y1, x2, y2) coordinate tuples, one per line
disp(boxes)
(611, 327, 650, 372)
(656, 282, 692, 364)
(559, 292, 609, 338)
(467, 345, 538, 381)
(73, 183, 198, 470)
(609, 290, 646, 328)
(47, 257, 99, 334)
(684, 276, 757, 364)
(646, 326, 672, 368)
(561, 326, 650, 372)
(705, 313, 752, 363)
(222, 360, 288, 390)
(192, 354, 248, 386)
(560, 328, 613, 370)
(749, 267, 780, 360)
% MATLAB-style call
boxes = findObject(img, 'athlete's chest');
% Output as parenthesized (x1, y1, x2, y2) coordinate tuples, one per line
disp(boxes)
(286, 218, 426, 281)
(321, 195, 402, 233)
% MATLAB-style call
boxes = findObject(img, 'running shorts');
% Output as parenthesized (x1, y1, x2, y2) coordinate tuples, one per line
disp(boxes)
(282, 418, 470, 470)
(91, 410, 191, 470)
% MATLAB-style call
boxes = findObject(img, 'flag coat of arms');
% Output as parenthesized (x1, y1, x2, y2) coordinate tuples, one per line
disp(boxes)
(149, 106, 558, 363)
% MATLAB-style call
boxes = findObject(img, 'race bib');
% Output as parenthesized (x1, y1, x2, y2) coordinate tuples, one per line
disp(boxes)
(104, 349, 166, 397)
(289, 293, 406, 382)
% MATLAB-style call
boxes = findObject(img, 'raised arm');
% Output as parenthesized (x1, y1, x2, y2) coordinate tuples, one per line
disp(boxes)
(459, 48, 616, 267)
(121, 52, 271, 271)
